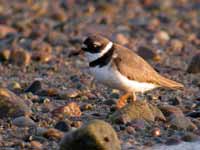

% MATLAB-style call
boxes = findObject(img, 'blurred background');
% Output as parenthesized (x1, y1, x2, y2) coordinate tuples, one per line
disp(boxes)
(0, 0, 199, 67)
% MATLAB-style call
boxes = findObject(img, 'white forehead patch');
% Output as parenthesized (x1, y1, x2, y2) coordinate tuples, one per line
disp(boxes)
(85, 41, 113, 62)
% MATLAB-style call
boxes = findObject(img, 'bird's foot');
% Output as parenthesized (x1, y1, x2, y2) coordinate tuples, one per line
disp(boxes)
(116, 92, 132, 109)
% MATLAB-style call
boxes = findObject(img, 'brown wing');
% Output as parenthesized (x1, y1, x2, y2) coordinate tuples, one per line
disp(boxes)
(113, 44, 184, 89)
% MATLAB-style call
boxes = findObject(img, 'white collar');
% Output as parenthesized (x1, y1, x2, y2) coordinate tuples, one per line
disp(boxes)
(86, 41, 113, 62)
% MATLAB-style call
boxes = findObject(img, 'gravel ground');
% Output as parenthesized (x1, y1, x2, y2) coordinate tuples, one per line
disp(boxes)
(0, 0, 199, 150)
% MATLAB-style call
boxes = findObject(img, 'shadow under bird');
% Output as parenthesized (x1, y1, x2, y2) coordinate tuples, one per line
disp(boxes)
(82, 34, 184, 108)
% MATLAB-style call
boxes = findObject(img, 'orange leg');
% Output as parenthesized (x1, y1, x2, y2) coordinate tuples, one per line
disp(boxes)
(116, 92, 131, 109)
(116, 92, 137, 109)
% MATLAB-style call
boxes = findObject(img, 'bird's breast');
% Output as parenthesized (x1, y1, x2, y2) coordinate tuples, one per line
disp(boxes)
(89, 64, 158, 93)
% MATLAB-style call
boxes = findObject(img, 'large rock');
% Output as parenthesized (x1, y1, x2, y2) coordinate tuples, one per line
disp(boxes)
(60, 119, 121, 150)
(159, 105, 197, 130)
(0, 88, 31, 118)
(110, 101, 165, 124)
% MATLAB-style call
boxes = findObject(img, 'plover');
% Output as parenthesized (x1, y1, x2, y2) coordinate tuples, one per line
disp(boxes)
(82, 35, 184, 108)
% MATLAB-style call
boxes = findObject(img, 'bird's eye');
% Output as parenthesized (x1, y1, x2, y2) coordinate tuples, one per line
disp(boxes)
(93, 42, 101, 47)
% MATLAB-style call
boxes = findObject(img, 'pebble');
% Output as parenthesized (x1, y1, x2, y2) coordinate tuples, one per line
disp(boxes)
(0, 49, 10, 61)
(32, 51, 52, 63)
(159, 104, 197, 130)
(47, 31, 68, 46)
(59, 88, 80, 99)
(103, 99, 116, 106)
(115, 33, 129, 45)
(31, 41, 52, 63)
(52, 102, 82, 117)
(170, 115, 197, 130)
(0, 25, 16, 38)
(43, 128, 64, 140)
(0, 88, 31, 118)
(30, 140, 43, 150)
(12, 116, 36, 127)
(55, 121, 71, 132)
(71, 121, 83, 128)
(151, 128, 161, 137)
(170, 39, 184, 52)
(181, 132, 200, 142)
(154, 30, 170, 44)
(165, 136, 181, 145)
(126, 126, 135, 134)
(169, 96, 182, 106)
(187, 53, 200, 73)
(36, 127, 48, 136)
(186, 111, 200, 118)
(8, 81, 22, 91)
(81, 103, 93, 111)
(25, 80, 42, 94)
(9, 49, 31, 66)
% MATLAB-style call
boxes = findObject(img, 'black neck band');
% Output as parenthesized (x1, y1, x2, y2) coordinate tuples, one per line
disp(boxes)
(89, 45, 114, 68)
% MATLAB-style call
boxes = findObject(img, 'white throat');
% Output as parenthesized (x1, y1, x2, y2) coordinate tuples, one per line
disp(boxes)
(85, 41, 113, 62)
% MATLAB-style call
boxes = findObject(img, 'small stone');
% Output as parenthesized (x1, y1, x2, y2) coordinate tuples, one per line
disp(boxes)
(169, 96, 182, 105)
(115, 34, 129, 45)
(170, 39, 184, 52)
(55, 121, 71, 132)
(81, 103, 93, 111)
(31, 41, 52, 63)
(148, 18, 160, 31)
(52, 102, 82, 117)
(127, 119, 148, 130)
(126, 126, 135, 134)
(170, 114, 197, 130)
(181, 132, 199, 142)
(30, 141, 43, 150)
(0, 88, 31, 118)
(9, 49, 31, 66)
(0, 25, 16, 38)
(159, 105, 197, 130)
(47, 31, 68, 46)
(186, 111, 200, 118)
(165, 136, 181, 145)
(0, 49, 10, 61)
(8, 81, 22, 91)
(60, 119, 121, 150)
(151, 128, 161, 137)
(59, 88, 80, 99)
(103, 99, 116, 106)
(24, 80, 42, 94)
(31, 52, 51, 63)
(36, 127, 48, 136)
(159, 104, 182, 117)
(187, 53, 200, 74)
(41, 88, 59, 97)
(51, 9, 66, 22)
(154, 30, 170, 44)
(71, 121, 83, 128)
(43, 128, 64, 140)
(12, 116, 36, 127)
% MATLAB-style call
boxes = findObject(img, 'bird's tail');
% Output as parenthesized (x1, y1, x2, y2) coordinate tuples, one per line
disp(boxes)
(157, 75, 184, 90)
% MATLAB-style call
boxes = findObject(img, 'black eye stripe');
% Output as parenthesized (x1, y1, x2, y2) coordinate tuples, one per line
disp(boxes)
(82, 44, 104, 53)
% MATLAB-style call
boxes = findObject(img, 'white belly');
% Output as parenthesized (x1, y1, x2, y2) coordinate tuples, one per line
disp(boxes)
(89, 64, 158, 93)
